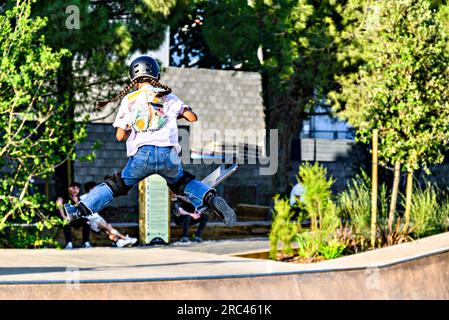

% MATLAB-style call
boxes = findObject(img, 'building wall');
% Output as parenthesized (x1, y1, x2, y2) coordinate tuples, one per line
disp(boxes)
(73, 68, 360, 213)
(82, 67, 266, 154)
(163, 67, 266, 153)
(74, 67, 269, 211)
(74, 124, 273, 211)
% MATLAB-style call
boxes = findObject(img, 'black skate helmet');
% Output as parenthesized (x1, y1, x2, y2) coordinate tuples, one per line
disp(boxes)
(129, 55, 160, 82)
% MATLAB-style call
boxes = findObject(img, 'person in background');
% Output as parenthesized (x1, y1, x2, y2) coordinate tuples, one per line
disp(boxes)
(289, 182, 307, 223)
(81, 181, 137, 248)
(290, 182, 305, 207)
(56, 182, 91, 249)
(171, 192, 209, 245)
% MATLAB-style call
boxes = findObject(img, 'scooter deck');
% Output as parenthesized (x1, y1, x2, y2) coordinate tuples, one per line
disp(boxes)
(201, 163, 239, 188)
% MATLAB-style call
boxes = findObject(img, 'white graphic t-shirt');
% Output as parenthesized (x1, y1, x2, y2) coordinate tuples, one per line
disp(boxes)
(112, 84, 188, 157)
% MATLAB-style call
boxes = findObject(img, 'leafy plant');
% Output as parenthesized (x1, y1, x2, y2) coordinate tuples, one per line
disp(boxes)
(337, 172, 372, 241)
(0, 0, 87, 243)
(337, 170, 404, 248)
(318, 238, 346, 260)
(300, 162, 336, 232)
(0, 225, 61, 249)
(334, 224, 364, 253)
(295, 163, 346, 261)
(294, 232, 321, 262)
(407, 181, 449, 238)
(269, 195, 300, 259)
(378, 216, 413, 246)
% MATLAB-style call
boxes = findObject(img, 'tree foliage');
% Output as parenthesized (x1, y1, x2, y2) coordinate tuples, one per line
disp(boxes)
(31, 0, 175, 88)
(182, 0, 348, 190)
(332, 0, 449, 172)
(331, 0, 449, 228)
(0, 0, 77, 236)
(26, 0, 177, 192)
(169, 1, 225, 68)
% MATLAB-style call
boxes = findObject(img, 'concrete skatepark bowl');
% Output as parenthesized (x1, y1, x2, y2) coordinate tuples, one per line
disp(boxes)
(0, 232, 448, 299)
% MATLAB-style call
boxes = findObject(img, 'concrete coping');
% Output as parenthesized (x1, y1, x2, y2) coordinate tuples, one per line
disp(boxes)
(278, 231, 449, 272)
(0, 232, 447, 285)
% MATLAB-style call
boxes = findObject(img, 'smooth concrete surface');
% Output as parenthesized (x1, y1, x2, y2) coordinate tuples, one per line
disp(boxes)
(0, 232, 448, 299)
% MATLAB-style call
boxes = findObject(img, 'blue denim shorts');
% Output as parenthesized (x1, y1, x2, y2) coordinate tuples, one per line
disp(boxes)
(120, 145, 210, 211)
(121, 145, 183, 186)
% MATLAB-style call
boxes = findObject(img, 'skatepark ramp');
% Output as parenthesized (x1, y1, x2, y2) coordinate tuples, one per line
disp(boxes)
(0, 233, 448, 299)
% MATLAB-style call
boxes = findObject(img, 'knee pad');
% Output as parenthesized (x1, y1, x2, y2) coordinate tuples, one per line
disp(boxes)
(78, 202, 93, 217)
(104, 172, 132, 197)
(167, 171, 196, 195)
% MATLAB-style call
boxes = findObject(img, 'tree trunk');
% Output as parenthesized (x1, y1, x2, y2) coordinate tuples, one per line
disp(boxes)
(272, 126, 295, 193)
(54, 56, 75, 197)
(371, 129, 378, 248)
(404, 169, 414, 230)
(269, 105, 304, 194)
(265, 66, 309, 195)
(387, 161, 401, 245)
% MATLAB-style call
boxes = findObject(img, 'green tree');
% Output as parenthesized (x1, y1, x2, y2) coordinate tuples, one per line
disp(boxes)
(331, 0, 449, 230)
(169, 1, 225, 68)
(0, 0, 76, 241)
(192, 0, 347, 191)
(269, 195, 299, 259)
(26, 0, 176, 192)
(300, 162, 337, 233)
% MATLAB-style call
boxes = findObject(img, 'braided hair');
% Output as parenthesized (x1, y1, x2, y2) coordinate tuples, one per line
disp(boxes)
(96, 77, 172, 109)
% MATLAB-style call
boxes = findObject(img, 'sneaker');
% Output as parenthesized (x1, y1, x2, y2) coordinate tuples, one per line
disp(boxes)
(192, 236, 203, 243)
(82, 241, 92, 248)
(116, 236, 137, 248)
(208, 196, 236, 226)
(116, 238, 127, 248)
(179, 236, 191, 245)
(65, 242, 73, 249)
(125, 235, 138, 246)
(63, 203, 82, 222)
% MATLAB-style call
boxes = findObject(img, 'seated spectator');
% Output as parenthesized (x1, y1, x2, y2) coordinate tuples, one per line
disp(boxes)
(171, 193, 209, 244)
(81, 181, 137, 248)
(56, 181, 91, 249)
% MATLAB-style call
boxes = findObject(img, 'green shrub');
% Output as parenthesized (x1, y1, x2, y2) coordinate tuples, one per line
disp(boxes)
(438, 198, 449, 232)
(337, 171, 372, 240)
(269, 195, 300, 259)
(297, 162, 346, 260)
(408, 181, 449, 238)
(300, 162, 336, 232)
(0, 225, 61, 249)
(318, 238, 346, 260)
(337, 171, 394, 249)
(294, 231, 321, 261)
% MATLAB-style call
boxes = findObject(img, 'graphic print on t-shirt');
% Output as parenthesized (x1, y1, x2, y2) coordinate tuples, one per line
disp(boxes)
(127, 88, 168, 132)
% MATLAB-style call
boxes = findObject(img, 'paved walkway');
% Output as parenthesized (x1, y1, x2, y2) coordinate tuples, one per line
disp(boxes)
(0, 232, 448, 284)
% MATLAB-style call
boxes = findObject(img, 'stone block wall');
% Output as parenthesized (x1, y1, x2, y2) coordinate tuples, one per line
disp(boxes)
(74, 123, 138, 210)
(74, 123, 273, 209)
(74, 67, 269, 212)
(81, 67, 266, 154)
(73, 68, 362, 214)
(162, 67, 266, 153)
